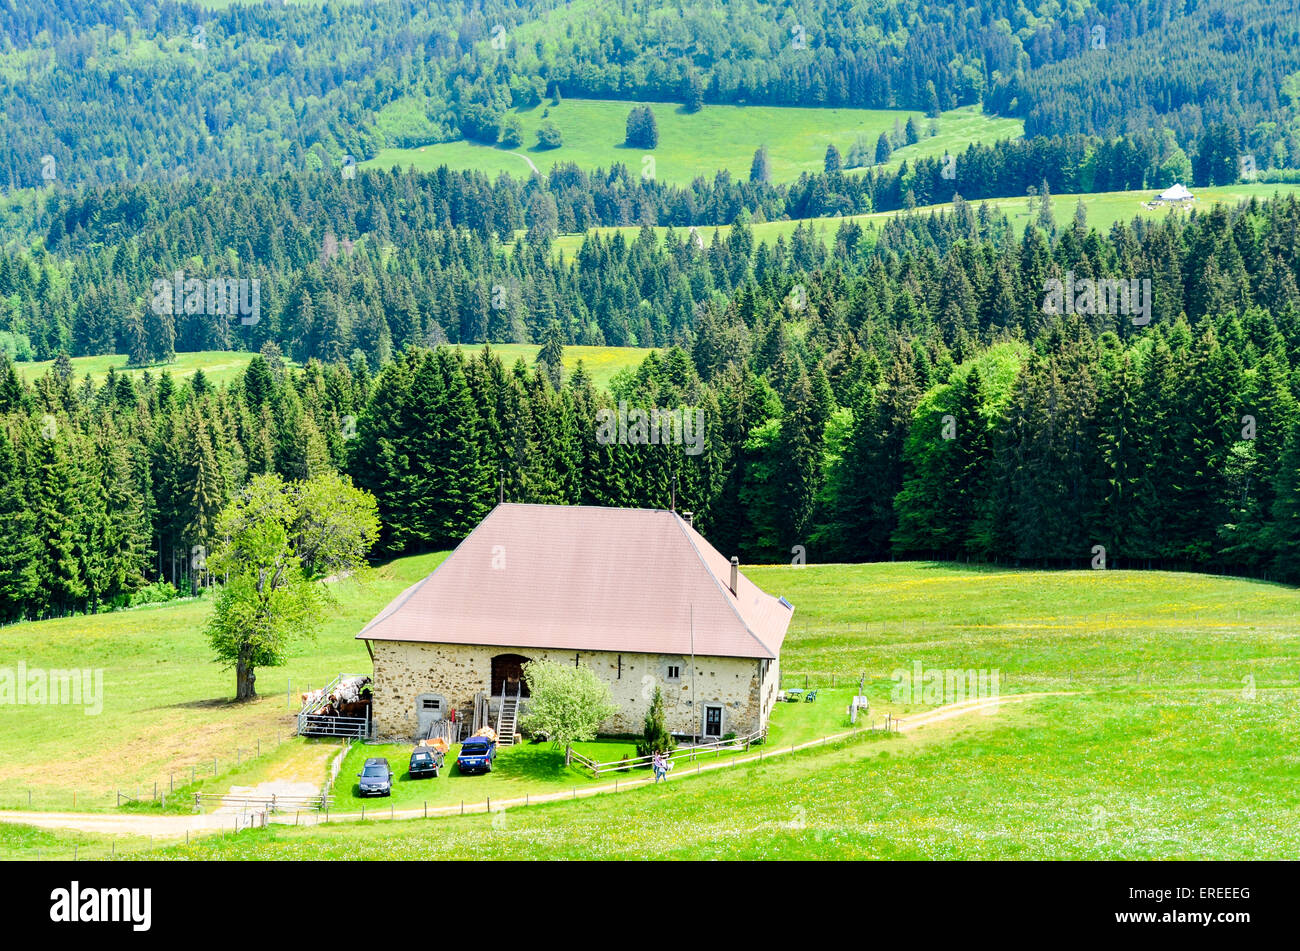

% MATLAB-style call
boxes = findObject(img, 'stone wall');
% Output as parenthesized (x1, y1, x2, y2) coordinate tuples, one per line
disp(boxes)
(370, 640, 773, 742)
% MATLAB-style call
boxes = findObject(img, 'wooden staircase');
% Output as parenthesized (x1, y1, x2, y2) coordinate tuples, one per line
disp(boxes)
(496, 683, 522, 746)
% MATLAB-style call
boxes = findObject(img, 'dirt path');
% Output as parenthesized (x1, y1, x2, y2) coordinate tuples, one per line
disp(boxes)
(0, 692, 1070, 839)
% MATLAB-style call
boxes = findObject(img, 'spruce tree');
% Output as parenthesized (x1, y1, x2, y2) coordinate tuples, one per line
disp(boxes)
(636, 686, 676, 758)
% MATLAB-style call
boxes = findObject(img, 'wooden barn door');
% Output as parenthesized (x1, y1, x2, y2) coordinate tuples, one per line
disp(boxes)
(491, 654, 531, 697)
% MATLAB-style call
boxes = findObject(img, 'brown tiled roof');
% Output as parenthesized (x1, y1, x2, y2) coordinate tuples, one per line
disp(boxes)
(356, 503, 793, 659)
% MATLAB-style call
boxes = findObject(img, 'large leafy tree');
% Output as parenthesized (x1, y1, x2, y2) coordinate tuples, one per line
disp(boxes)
(205, 473, 379, 700)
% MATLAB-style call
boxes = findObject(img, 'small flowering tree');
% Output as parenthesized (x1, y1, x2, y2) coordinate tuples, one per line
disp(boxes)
(519, 660, 618, 749)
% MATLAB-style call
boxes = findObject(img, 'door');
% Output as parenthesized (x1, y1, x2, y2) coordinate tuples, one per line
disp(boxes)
(704, 705, 723, 738)
(415, 693, 444, 737)
(491, 654, 531, 697)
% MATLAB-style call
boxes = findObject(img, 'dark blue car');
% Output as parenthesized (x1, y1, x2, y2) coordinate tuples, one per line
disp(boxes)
(357, 757, 393, 797)
(456, 738, 497, 774)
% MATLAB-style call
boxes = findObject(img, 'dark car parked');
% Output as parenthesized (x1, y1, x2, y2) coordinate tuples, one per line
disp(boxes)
(456, 738, 497, 774)
(357, 757, 393, 797)
(409, 746, 444, 779)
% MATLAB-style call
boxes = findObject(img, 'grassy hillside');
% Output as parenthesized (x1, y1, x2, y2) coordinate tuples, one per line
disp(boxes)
(153, 688, 1300, 860)
(550, 183, 1300, 256)
(1, 553, 1295, 829)
(0, 553, 443, 811)
(365, 100, 1022, 186)
(150, 561, 1299, 860)
(463, 343, 654, 392)
(11, 346, 650, 394)
(13, 351, 273, 388)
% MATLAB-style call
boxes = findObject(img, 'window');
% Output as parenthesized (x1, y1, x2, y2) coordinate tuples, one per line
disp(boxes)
(421, 697, 440, 712)
(666, 665, 681, 681)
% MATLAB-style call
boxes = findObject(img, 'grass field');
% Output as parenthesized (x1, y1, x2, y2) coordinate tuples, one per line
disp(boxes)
(326, 685, 868, 815)
(2, 548, 1297, 860)
(365, 100, 1022, 187)
(0, 553, 443, 812)
(13, 350, 274, 388)
(11, 345, 649, 394)
(147, 686, 1300, 860)
(0, 820, 154, 862)
(459, 343, 654, 392)
(549, 183, 1300, 257)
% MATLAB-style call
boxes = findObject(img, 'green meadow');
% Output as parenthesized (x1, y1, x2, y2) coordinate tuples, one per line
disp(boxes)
(1, 552, 1297, 858)
(0, 554, 443, 812)
(10, 346, 649, 395)
(550, 183, 1300, 257)
(148, 686, 1300, 860)
(13, 350, 274, 389)
(456, 343, 655, 393)
(365, 100, 1021, 187)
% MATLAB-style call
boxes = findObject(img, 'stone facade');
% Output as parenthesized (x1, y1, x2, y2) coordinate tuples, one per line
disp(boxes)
(371, 640, 782, 742)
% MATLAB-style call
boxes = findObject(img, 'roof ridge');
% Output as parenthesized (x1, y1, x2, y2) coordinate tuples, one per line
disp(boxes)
(667, 511, 776, 660)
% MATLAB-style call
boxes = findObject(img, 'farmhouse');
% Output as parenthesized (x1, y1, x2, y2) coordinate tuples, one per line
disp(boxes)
(1155, 183, 1195, 205)
(358, 503, 793, 744)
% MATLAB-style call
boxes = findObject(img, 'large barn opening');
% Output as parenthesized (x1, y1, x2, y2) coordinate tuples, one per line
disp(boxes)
(491, 653, 531, 697)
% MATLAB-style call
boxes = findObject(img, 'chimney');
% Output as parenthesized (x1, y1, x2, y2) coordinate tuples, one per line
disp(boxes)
(729, 556, 739, 596)
(682, 511, 693, 526)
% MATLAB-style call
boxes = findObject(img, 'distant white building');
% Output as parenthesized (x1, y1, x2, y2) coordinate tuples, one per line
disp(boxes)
(1155, 183, 1194, 204)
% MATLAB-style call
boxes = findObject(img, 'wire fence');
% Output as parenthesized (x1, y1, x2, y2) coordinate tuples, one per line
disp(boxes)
(9, 719, 910, 859)
(0, 728, 324, 813)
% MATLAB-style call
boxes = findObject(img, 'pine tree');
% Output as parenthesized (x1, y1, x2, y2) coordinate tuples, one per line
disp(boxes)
(536, 321, 565, 390)
(0, 426, 39, 621)
(875, 132, 892, 165)
(635, 686, 676, 757)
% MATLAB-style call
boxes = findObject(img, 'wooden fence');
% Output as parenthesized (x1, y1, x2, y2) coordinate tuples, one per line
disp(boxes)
(565, 727, 767, 779)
